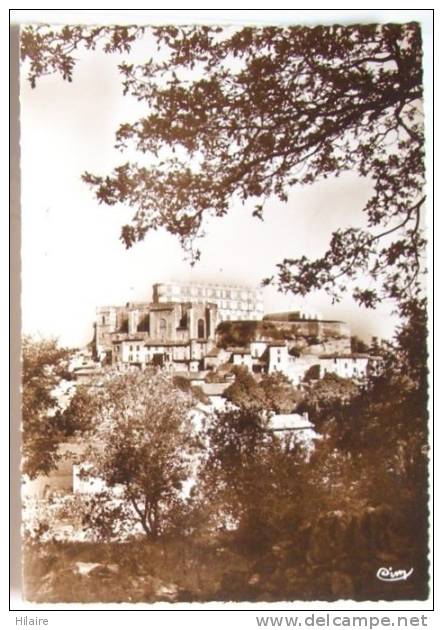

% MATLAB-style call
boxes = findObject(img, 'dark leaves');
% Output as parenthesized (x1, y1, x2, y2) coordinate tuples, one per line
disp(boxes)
(21, 337, 73, 479)
(23, 23, 426, 308)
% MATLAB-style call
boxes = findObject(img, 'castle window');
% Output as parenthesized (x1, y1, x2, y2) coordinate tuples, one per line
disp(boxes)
(159, 318, 167, 339)
(102, 316, 106, 325)
(197, 319, 205, 339)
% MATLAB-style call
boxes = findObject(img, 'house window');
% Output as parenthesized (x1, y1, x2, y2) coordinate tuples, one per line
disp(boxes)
(129, 345, 133, 351)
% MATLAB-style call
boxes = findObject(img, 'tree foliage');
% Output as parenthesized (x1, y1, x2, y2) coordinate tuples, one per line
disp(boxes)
(305, 298, 428, 510)
(21, 336, 73, 479)
(224, 366, 302, 414)
(80, 370, 198, 539)
(21, 22, 426, 308)
(199, 405, 306, 551)
(350, 335, 370, 354)
(58, 383, 98, 435)
(299, 372, 360, 420)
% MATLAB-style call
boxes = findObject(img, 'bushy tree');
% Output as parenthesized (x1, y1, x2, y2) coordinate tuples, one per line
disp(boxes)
(223, 367, 267, 412)
(260, 371, 303, 413)
(79, 370, 198, 539)
(224, 366, 302, 414)
(299, 372, 360, 423)
(200, 405, 306, 552)
(21, 336, 73, 479)
(58, 383, 98, 435)
(301, 301, 428, 572)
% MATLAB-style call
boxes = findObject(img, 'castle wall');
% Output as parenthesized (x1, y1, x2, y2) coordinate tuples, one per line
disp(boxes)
(153, 282, 264, 321)
(216, 319, 351, 354)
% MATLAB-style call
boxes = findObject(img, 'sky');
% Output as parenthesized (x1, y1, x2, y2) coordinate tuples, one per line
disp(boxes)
(19, 23, 418, 348)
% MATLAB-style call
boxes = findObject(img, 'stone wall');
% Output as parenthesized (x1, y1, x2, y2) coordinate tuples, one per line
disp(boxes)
(216, 319, 351, 355)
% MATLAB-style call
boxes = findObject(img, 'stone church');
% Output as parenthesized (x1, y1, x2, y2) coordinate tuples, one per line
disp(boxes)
(94, 282, 263, 371)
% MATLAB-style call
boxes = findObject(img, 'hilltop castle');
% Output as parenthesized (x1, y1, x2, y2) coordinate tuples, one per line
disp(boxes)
(94, 282, 263, 370)
(90, 281, 379, 386)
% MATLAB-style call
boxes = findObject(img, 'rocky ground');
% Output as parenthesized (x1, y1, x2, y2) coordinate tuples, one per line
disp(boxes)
(22, 508, 428, 603)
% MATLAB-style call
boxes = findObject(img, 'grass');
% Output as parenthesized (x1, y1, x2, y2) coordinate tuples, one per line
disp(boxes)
(23, 536, 251, 603)
(22, 529, 429, 604)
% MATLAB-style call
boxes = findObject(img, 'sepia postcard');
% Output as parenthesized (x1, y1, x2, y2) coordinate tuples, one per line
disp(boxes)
(12, 9, 433, 610)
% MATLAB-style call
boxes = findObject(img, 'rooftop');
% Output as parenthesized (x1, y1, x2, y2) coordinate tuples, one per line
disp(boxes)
(145, 340, 190, 347)
(228, 347, 251, 355)
(268, 413, 313, 432)
(154, 281, 262, 291)
(320, 353, 371, 359)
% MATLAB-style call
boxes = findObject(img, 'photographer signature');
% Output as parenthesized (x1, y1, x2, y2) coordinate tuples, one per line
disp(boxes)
(376, 567, 414, 582)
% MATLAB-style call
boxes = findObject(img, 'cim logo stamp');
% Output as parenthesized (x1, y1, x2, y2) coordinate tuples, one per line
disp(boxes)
(376, 567, 414, 582)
